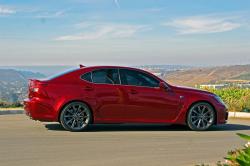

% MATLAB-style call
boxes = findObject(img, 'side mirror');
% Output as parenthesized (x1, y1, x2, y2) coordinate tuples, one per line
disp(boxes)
(159, 82, 169, 91)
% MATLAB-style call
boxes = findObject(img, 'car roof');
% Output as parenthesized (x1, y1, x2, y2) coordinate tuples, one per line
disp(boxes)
(78, 65, 164, 82)
(81, 65, 140, 71)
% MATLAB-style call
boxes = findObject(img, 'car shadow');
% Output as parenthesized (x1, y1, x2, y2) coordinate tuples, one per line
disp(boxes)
(44, 123, 250, 132)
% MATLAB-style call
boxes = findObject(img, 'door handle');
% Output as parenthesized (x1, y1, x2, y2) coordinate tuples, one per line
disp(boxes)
(130, 89, 138, 94)
(84, 86, 94, 91)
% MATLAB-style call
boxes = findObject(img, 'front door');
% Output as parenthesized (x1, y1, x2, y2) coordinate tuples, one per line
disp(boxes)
(119, 69, 181, 123)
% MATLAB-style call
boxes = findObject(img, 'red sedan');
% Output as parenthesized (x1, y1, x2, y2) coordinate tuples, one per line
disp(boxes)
(24, 65, 228, 131)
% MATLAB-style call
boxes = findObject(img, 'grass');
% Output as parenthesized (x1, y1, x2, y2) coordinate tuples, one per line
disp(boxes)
(0, 107, 23, 111)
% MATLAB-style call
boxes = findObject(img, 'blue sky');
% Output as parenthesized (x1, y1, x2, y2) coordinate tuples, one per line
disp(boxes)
(0, 0, 250, 66)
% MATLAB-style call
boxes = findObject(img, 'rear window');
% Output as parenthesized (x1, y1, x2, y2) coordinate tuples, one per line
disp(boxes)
(45, 68, 77, 80)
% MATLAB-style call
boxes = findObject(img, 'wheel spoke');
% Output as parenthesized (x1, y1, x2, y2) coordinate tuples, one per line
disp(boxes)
(192, 118, 199, 124)
(197, 106, 201, 113)
(64, 115, 73, 118)
(201, 106, 206, 114)
(197, 119, 201, 128)
(192, 110, 199, 115)
(66, 118, 73, 124)
(71, 120, 76, 128)
(203, 110, 210, 116)
(74, 105, 79, 112)
(191, 115, 198, 118)
(67, 108, 74, 114)
(201, 119, 205, 128)
(203, 118, 208, 122)
(76, 120, 81, 128)
(78, 106, 85, 114)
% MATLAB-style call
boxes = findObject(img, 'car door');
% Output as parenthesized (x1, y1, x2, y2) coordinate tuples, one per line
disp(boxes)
(89, 68, 125, 123)
(119, 69, 181, 123)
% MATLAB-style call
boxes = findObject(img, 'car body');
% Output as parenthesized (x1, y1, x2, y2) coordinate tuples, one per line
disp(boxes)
(24, 65, 228, 131)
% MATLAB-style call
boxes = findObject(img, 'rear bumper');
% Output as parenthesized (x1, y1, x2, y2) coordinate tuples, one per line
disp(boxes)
(24, 98, 57, 122)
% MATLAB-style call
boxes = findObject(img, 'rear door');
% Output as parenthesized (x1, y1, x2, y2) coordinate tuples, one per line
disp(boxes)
(89, 68, 125, 122)
(119, 69, 181, 123)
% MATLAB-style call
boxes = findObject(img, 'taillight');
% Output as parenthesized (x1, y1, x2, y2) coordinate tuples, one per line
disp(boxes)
(28, 79, 48, 98)
(33, 87, 39, 93)
(31, 87, 48, 98)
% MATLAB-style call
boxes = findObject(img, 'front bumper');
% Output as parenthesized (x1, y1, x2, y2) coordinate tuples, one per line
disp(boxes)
(216, 104, 228, 124)
(23, 98, 56, 122)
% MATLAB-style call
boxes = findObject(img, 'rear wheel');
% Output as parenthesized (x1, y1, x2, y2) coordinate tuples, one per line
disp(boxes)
(60, 102, 92, 132)
(187, 102, 215, 131)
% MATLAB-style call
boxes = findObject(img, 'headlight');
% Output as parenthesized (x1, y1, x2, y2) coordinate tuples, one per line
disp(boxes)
(214, 95, 225, 105)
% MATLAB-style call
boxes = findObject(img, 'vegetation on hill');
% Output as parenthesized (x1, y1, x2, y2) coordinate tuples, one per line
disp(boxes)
(0, 101, 23, 108)
(166, 65, 250, 86)
(202, 87, 250, 112)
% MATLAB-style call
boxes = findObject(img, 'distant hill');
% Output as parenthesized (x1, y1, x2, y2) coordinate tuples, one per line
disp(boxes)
(0, 69, 45, 82)
(0, 66, 76, 76)
(0, 69, 45, 103)
(165, 65, 250, 87)
(231, 72, 250, 80)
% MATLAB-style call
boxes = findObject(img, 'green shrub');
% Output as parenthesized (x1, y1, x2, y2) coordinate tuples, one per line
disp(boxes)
(201, 87, 250, 112)
(218, 133, 250, 166)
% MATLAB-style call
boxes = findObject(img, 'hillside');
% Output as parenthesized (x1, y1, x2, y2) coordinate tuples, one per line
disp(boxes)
(231, 72, 250, 80)
(165, 65, 250, 87)
(0, 69, 45, 103)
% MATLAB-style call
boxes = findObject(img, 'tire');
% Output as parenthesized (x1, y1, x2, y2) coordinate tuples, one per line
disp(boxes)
(187, 102, 215, 131)
(60, 102, 92, 132)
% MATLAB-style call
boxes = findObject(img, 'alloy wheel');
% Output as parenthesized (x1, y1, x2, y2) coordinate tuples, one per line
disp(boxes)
(188, 103, 215, 131)
(60, 102, 91, 131)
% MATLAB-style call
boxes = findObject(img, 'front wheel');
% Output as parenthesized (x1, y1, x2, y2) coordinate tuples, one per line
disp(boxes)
(187, 102, 215, 131)
(60, 102, 92, 132)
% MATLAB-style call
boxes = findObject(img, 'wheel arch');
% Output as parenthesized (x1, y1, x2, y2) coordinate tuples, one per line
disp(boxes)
(58, 99, 94, 123)
(185, 100, 217, 125)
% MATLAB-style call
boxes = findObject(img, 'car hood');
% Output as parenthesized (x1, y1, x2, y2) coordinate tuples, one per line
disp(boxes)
(171, 85, 214, 96)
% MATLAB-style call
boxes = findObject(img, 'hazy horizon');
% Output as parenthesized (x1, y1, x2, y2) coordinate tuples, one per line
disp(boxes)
(0, 0, 250, 66)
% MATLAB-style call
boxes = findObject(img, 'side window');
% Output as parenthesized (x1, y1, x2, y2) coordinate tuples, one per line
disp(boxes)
(120, 69, 159, 87)
(92, 69, 120, 84)
(81, 72, 92, 82)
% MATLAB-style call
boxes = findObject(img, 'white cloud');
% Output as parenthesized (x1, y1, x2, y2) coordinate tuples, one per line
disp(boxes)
(35, 11, 65, 18)
(165, 15, 241, 34)
(0, 5, 16, 15)
(114, 0, 120, 9)
(55, 23, 150, 41)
